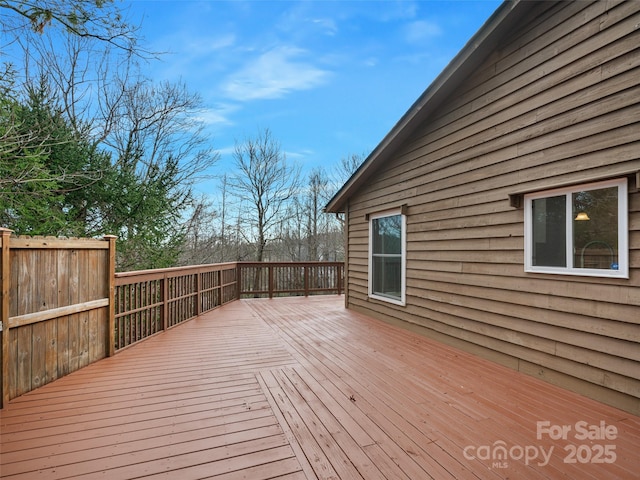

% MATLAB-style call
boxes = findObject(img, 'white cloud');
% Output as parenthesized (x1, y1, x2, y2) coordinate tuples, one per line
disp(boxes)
(404, 20, 442, 44)
(221, 46, 331, 101)
(187, 33, 237, 56)
(362, 57, 379, 67)
(193, 104, 239, 127)
(285, 148, 314, 160)
(149, 32, 238, 84)
(214, 145, 237, 157)
(311, 17, 338, 36)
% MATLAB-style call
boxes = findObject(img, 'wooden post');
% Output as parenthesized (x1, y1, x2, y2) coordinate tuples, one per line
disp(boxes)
(236, 264, 242, 300)
(1, 228, 13, 408)
(104, 235, 117, 357)
(0, 229, 11, 407)
(268, 264, 274, 299)
(304, 265, 310, 297)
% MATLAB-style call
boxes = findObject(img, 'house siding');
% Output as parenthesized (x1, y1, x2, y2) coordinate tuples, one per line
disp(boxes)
(344, 0, 640, 415)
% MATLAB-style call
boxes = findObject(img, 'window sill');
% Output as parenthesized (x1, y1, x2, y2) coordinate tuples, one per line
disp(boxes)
(525, 267, 629, 279)
(369, 293, 406, 306)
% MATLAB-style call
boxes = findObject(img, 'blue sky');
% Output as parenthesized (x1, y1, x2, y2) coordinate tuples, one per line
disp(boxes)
(124, 0, 502, 194)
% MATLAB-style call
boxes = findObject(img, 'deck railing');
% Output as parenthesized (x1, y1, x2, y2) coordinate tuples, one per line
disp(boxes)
(114, 261, 344, 350)
(114, 263, 239, 351)
(238, 262, 344, 298)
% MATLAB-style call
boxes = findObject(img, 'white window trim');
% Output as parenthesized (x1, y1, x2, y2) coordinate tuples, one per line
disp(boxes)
(368, 208, 407, 306)
(524, 178, 628, 278)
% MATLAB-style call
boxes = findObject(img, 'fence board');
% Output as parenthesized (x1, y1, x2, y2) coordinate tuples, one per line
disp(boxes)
(86, 248, 101, 364)
(7, 324, 17, 400)
(77, 250, 90, 369)
(78, 310, 89, 369)
(45, 315, 57, 385)
(30, 250, 43, 390)
(31, 317, 45, 389)
(56, 248, 69, 378)
(15, 324, 30, 398)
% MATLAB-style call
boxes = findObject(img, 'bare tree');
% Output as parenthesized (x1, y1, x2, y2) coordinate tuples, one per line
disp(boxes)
(219, 174, 229, 262)
(1, 0, 140, 53)
(280, 198, 305, 261)
(103, 79, 215, 179)
(228, 128, 300, 262)
(179, 194, 220, 265)
(332, 152, 366, 195)
(328, 152, 366, 226)
(305, 168, 327, 260)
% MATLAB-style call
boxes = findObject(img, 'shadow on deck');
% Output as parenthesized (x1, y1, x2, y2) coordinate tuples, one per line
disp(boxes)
(1, 296, 638, 479)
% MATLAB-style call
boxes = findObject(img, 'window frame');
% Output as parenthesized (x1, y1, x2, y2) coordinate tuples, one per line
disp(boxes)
(368, 208, 407, 306)
(524, 178, 628, 278)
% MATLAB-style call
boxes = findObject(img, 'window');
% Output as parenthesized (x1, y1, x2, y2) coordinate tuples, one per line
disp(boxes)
(369, 209, 406, 305)
(524, 178, 628, 278)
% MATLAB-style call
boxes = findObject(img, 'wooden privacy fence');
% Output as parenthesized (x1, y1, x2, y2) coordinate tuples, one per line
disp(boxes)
(0, 230, 116, 409)
(1, 240, 344, 408)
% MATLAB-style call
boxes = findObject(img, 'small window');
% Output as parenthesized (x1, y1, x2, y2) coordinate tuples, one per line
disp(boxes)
(369, 209, 406, 305)
(524, 178, 628, 278)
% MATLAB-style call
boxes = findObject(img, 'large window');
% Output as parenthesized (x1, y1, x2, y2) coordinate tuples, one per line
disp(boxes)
(369, 209, 406, 305)
(524, 178, 628, 278)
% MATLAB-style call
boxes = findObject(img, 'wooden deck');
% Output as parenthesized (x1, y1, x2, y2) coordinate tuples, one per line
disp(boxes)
(1, 296, 638, 479)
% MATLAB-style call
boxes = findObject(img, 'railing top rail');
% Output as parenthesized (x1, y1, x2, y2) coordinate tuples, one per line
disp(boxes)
(114, 261, 344, 285)
(115, 262, 239, 282)
(237, 261, 344, 266)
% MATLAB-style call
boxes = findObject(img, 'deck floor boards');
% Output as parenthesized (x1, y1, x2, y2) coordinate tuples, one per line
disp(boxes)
(1, 295, 638, 479)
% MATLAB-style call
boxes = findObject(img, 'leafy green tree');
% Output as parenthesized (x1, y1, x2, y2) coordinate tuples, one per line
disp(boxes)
(0, 75, 104, 235)
(91, 154, 186, 270)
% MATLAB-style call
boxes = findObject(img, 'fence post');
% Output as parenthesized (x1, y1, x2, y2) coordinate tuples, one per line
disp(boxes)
(304, 264, 310, 297)
(104, 235, 117, 357)
(0, 228, 12, 408)
(236, 264, 242, 300)
(268, 264, 274, 299)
